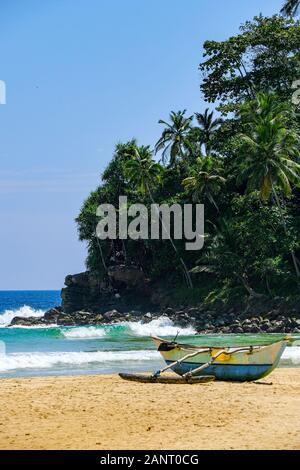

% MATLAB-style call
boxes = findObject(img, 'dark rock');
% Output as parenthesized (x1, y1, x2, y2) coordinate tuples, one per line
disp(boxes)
(57, 314, 76, 326)
(232, 326, 244, 334)
(205, 311, 215, 317)
(71, 311, 93, 326)
(143, 312, 152, 323)
(227, 313, 236, 323)
(272, 322, 284, 333)
(187, 308, 199, 316)
(44, 307, 61, 323)
(269, 309, 280, 319)
(175, 310, 185, 316)
(69, 272, 90, 286)
(221, 327, 230, 333)
(243, 325, 254, 333)
(249, 324, 261, 333)
(261, 320, 271, 332)
(9, 316, 44, 327)
(108, 265, 145, 287)
(93, 314, 105, 324)
(165, 307, 175, 316)
(103, 309, 123, 322)
(128, 310, 142, 318)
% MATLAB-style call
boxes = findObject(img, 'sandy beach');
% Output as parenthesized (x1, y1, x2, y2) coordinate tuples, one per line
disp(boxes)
(0, 369, 299, 450)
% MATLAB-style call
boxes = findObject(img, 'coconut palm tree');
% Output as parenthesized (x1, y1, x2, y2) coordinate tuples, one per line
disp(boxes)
(237, 92, 300, 277)
(195, 109, 223, 156)
(281, 0, 299, 16)
(155, 110, 193, 167)
(125, 146, 163, 194)
(126, 146, 193, 288)
(182, 157, 225, 213)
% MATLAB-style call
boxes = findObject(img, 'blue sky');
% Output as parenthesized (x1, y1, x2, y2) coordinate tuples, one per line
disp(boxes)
(0, 0, 284, 289)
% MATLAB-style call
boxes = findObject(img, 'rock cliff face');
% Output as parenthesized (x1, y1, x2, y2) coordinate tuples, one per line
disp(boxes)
(7, 269, 300, 333)
(61, 267, 151, 314)
(61, 272, 99, 314)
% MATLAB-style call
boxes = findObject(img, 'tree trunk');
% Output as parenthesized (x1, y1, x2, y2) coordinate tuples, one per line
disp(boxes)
(265, 275, 273, 297)
(235, 272, 262, 298)
(122, 240, 127, 263)
(272, 186, 300, 278)
(146, 182, 194, 289)
(95, 231, 108, 273)
(207, 190, 220, 213)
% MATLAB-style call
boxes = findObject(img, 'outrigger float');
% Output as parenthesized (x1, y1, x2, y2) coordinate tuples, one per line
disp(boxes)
(119, 335, 299, 384)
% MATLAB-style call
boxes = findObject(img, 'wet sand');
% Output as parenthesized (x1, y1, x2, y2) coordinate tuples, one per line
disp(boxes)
(0, 369, 299, 450)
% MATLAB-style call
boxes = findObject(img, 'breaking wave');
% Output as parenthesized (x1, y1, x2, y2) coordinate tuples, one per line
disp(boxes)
(60, 317, 196, 340)
(0, 346, 298, 373)
(281, 347, 300, 365)
(0, 305, 45, 327)
(62, 327, 107, 339)
(126, 317, 196, 337)
(0, 349, 159, 372)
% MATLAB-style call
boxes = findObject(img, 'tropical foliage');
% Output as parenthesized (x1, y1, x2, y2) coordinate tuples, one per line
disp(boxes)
(76, 11, 300, 304)
(155, 110, 193, 166)
(281, 0, 300, 16)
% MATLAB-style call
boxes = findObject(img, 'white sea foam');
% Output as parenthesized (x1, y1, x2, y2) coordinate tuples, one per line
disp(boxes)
(0, 346, 298, 373)
(0, 305, 45, 327)
(0, 349, 159, 372)
(8, 324, 58, 330)
(126, 317, 196, 337)
(282, 347, 300, 365)
(61, 317, 196, 340)
(62, 327, 107, 339)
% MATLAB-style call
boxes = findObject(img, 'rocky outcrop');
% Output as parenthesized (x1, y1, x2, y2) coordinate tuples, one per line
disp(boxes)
(61, 269, 151, 314)
(10, 307, 62, 327)
(8, 270, 300, 333)
(43, 307, 61, 323)
(57, 311, 103, 326)
(108, 265, 145, 287)
(8, 301, 300, 334)
(61, 272, 99, 314)
(9, 317, 46, 327)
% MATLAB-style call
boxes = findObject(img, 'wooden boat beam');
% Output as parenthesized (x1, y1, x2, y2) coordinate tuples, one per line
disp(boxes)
(153, 348, 211, 378)
(183, 349, 227, 378)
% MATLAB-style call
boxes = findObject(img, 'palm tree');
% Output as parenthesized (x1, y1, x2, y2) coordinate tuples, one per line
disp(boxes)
(155, 110, 193, 167)
(237, 92, 300, 278)
(125, 146, 163, 194)
(281, 0, 300, 16)
(126, 146, 193, 288)
(195, 109, 222, 156)
(191, 218, 262, 297)
(182, 157, 225, 213)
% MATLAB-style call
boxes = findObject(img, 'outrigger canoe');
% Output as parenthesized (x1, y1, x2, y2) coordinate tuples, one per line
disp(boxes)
(151, 336, 291, 382)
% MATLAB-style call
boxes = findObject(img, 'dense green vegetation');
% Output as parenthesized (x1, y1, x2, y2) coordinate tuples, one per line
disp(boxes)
(76, 10, 300, 306)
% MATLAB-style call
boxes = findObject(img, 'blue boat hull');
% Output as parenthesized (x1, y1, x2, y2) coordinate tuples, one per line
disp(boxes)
(167, 361, 275, 382)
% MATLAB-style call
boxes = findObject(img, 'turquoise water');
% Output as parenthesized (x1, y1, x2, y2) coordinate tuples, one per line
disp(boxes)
(0, 291, 299, 378)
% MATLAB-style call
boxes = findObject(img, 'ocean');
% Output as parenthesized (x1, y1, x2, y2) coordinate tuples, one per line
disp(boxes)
(0, 291, 299, 378)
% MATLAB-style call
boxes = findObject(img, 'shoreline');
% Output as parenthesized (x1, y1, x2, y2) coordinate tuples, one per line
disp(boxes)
(1, 369, 299, 450)
(8, 306, 300, 336)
